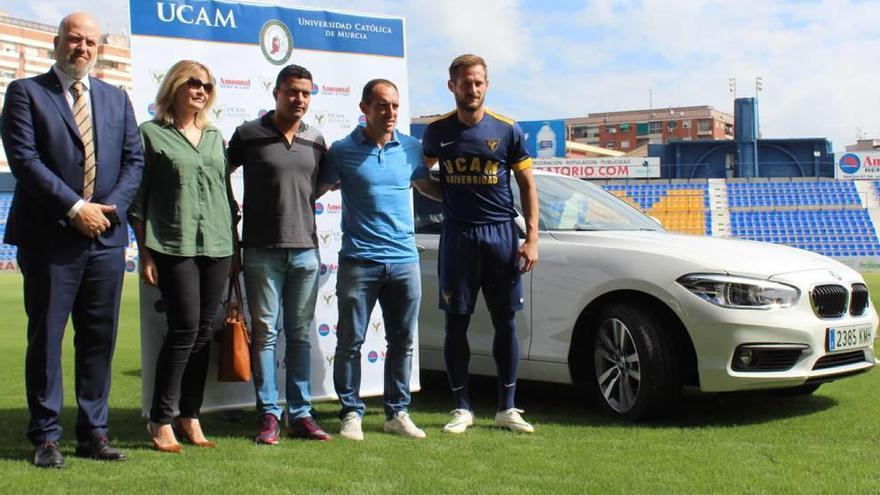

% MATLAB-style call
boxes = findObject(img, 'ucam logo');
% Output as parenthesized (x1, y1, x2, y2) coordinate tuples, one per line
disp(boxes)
(149, 68, 167, 86)
(258, 109, 269, 117)
(311, 82, 319, 95)
(211, 105, 225, 121)
(367, 350, 379, 363)
(156, 2, 237, 28)
(259, 77, 274, 93)
(315, 202, 324, 215)
(357, 114, 367, 127)
(320, 291, 336, 307)
(318, 324, 331, 337)
(147, 103, 157, 116)
(317, 230, 341, 247)
(839, 153, 861, 174)
(260, 20, 293, 65)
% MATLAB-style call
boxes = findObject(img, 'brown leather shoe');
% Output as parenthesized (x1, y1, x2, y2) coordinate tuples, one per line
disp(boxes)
(75, 433, 126, 461)
(33, 441, 64, 468)
(172, 418, 216, 448)
(288, 416, 332, 441)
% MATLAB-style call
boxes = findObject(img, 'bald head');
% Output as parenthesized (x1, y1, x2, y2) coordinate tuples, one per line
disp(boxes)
(55, 12, 100, 79)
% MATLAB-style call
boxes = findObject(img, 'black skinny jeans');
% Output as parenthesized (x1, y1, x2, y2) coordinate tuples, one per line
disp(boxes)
(149, 249, 232, 424)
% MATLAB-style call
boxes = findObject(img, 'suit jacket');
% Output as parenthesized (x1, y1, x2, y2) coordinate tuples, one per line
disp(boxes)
(1, 69, 144, 249)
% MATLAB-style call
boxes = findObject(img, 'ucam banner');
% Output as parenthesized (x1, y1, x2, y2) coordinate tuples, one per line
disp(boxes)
(129, 0, 415, 416)
(835, 152, 880, 179)
(533, 157, 661, 179)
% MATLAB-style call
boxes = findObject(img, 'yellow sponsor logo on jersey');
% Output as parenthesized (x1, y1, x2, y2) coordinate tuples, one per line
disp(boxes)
(442, 157, 500, 185)
(485, 139, 500, 152)
(442, 157, 499, 176)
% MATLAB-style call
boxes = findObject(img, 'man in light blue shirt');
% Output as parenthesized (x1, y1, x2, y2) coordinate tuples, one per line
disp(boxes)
(318, 79, 440, 440)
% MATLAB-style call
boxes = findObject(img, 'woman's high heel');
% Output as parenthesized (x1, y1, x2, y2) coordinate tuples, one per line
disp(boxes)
(172, 418, 216, 448)
(147, 422, 183, 453)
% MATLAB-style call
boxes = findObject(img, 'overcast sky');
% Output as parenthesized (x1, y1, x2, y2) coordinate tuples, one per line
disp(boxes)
(7, 0, 879, 151)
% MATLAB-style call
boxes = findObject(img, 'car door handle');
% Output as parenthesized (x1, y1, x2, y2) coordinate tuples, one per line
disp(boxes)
(416, 244, 426, 252)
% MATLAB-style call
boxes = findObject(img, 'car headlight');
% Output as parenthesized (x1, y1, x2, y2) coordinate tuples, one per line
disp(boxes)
(677, 274, 800, 310)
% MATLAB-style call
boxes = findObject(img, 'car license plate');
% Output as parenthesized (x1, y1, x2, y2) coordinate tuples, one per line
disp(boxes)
(826, 325, 874, 352)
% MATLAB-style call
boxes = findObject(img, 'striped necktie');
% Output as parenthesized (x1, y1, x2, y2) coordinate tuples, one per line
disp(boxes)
(71, 81, 96, 200)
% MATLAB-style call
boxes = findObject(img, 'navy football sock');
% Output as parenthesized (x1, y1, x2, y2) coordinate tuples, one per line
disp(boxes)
(444, 312, 472, 411)
(491, 310, 519, 411)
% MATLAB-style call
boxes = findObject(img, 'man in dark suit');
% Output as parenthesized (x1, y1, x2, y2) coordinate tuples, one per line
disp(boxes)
(0, 12, 143, 468)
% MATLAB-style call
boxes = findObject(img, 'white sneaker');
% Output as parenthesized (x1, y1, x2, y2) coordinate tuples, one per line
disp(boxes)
(494, 408, 534, 433)
(442, 409, 474, 434)
(384, 411, 426, 439)
(339, 412, 364, 441)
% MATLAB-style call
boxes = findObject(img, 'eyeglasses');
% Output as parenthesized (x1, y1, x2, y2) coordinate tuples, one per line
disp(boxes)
(185, 77, 214, 94)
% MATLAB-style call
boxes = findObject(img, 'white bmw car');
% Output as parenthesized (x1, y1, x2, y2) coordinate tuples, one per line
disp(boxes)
(413, 171, 878, 419)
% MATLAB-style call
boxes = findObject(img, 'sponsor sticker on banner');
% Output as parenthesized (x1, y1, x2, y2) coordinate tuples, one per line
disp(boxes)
(318, 324, 332, 337)
(319, 263, 338, 276)
(0, 260, 19, 272)
(219, 77, 252, 90)
(533, 157, 661, 178)
(835, 152, 880, 179)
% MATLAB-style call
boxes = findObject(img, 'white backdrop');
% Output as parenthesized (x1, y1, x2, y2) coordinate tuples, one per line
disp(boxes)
(128, 0, 417, 415)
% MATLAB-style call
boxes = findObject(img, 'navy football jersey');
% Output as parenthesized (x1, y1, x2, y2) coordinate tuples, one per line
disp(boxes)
(422, 109, 532, 224)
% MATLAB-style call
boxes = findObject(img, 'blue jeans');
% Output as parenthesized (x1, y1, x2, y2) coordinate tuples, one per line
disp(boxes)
(333, 258, 421, 420)
(243, 248, 319, 420)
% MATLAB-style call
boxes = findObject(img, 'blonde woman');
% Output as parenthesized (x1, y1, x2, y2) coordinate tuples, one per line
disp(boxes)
(130, 60, 236, 453)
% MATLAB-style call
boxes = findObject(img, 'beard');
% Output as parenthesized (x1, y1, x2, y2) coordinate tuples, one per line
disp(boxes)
(58, 55, 96, 80)
(455, 92, 484, 113)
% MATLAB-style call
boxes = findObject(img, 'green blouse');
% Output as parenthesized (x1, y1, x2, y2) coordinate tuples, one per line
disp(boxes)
(130, 120, 235, 257)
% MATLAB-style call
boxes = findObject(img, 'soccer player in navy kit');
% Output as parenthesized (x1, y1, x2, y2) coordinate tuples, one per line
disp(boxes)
(422, 54, 539, 433)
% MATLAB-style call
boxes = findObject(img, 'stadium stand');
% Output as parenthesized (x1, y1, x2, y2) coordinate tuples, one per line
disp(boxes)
(729, 210, 880, 257)
(728, 180, 861, 208)
(602, 181, 711, 235)
(725, 179, 880, 257)
(598, 178, 880, 258)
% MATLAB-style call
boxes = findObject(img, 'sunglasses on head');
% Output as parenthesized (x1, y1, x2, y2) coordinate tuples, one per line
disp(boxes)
(185, 77, 214, 94)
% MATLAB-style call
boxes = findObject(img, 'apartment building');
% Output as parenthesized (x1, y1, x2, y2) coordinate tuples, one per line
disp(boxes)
(845, 139, 880, 152)
(567, 105, 735, 152)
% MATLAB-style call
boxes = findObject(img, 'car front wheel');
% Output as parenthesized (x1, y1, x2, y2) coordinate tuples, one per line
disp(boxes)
(592, 302, 681, 420)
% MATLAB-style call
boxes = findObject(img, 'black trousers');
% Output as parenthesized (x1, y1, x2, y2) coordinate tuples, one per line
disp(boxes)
(149, 249, 232, 424)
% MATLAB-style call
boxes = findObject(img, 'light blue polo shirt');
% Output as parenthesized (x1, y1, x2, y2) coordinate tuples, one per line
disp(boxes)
(321, 127, 428, 263)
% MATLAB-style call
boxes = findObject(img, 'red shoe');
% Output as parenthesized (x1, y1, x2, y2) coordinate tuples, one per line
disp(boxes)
(254, 414, 280, 445)
(288, 416, 332, 441)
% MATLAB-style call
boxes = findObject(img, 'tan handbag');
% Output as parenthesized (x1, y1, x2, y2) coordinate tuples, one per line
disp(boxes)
(217, 274, 251, 382)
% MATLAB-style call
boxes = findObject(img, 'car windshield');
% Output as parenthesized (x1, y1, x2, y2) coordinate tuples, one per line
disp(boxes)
(513, 174, 663, 232)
